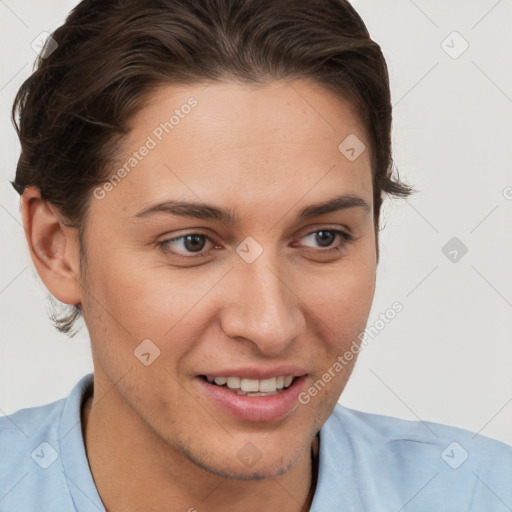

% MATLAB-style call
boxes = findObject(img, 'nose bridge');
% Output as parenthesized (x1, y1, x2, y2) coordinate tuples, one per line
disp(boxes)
(220, 248, 304, 353)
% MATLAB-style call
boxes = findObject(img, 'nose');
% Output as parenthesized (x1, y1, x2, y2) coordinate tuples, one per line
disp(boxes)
(219, 251, 306, 355)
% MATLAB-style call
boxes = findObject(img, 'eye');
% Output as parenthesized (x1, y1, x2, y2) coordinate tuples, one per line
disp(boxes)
(298, 229, 352, 252)
(159, 232, 213, 258)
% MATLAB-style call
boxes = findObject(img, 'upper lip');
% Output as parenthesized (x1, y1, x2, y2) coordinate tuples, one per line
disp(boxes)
(199, 366, 308, 380)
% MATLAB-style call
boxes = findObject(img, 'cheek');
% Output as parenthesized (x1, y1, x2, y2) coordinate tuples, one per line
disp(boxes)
(307, 257, 376, 345)
(84, 246, 212, 339)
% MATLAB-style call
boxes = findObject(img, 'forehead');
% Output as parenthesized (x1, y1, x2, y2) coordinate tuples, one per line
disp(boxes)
(99, 79, 372, 216)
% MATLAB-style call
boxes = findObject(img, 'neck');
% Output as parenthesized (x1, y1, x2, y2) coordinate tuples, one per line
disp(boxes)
(81, 385, 319, 512)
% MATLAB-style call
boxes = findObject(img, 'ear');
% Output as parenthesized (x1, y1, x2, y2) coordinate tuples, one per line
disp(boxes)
(20, 186, 82, 305)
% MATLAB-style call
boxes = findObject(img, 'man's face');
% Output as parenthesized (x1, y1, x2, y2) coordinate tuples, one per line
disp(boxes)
(80, 79, 376, 479)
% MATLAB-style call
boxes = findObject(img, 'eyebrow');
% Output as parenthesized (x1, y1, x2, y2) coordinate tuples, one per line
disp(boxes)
(134, 194, 371, 224)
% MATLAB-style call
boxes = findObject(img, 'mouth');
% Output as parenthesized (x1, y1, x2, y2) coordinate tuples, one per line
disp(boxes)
(199, 374, 297, 396)
(196, 372, 307, 422)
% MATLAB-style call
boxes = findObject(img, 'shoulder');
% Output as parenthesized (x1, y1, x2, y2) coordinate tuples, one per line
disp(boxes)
(0, 374, 94, 511)
(328, 404, 512, 461)
(313, 404, 512, 511)
(0, 397, 66, 471)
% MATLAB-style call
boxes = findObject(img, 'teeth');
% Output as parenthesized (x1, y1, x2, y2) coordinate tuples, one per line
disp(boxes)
(208, 375, 295, 393)
(241, 378, 260, 392)
(258, 377, 276, 392)
(237, 390, 280, 397)
(226, 376, 241, 389)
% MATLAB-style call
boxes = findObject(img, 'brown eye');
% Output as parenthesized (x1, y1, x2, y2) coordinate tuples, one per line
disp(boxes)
(159, 233, 211, 258)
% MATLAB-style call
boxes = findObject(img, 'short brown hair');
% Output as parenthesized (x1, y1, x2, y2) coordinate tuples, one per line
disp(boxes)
(11, 0, 414, 335)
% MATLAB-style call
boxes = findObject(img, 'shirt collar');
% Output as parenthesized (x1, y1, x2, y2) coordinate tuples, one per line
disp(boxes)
(59, 373, 104, 511)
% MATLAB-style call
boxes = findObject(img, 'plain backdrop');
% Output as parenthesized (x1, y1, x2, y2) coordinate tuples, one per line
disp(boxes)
(1, 0, 511, 445)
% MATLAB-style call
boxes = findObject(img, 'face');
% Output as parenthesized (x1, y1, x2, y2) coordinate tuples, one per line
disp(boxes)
(79, 79, 376, 479)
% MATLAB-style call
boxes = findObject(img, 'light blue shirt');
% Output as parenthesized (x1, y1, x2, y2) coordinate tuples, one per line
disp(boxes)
(1, 373, 511, 511)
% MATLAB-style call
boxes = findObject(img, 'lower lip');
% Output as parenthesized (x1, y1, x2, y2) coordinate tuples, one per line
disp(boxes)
(196, 376, 307, 422)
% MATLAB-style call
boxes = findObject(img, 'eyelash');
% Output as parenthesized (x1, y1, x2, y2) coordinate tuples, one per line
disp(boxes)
(158, 228, 353, 259)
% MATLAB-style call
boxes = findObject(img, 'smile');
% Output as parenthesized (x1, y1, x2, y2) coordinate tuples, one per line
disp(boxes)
(202, 375, 295, 396)
(197, 373, 307, 422)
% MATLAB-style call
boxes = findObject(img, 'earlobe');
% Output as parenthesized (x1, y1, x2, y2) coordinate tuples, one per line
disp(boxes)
(20, 186, 82, 305)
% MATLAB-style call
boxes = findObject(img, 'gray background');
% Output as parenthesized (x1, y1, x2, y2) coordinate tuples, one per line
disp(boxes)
(1, 0, 511, 444)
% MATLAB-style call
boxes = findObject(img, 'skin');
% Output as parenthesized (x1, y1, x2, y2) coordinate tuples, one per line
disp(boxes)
(21, 79, 377, 512)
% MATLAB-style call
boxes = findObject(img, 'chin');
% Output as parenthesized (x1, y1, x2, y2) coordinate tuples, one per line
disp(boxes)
(179, 440, 301, 481)
(199, 456, 295, 481)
